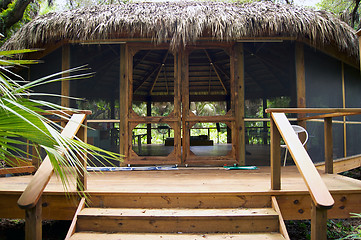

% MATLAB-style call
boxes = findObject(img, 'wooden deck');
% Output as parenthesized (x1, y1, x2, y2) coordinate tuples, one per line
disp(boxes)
(1, 166, 361, 221)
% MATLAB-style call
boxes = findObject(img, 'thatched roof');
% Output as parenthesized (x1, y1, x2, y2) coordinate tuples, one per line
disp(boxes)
(2, 1, 358, 57)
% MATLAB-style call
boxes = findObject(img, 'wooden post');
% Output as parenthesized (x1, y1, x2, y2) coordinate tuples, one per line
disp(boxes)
(324, 117, 333, 174)
(358, 31, 361, 70)
(146, 100, 152, 144)
(174, 50, 182, 164)
(233, 43, 245, 165)
(311, 202, 328, 240)
(76, 118, 87, 191)
(31, 144, 41, 170)
(270, 114, 281, 190)
(341, 62, 347, 158)
(295, 43, 307, 133)
(119, 44, 128, 165)
(61, 45, 70, 109)
(181, 49, 190, 163)
(226, 100, 232, 143)
(262, 97, 268, 145)
(25, 197, 42, 240)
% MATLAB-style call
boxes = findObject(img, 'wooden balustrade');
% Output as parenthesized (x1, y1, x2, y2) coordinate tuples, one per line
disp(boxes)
(266, 108, 361, 240)
(17, 113, 89, 240)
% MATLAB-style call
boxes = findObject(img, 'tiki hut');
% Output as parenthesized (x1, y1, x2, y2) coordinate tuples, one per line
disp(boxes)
(4, 1, 361, 166)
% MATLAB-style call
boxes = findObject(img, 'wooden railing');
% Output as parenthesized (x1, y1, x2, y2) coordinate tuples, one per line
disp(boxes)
(17, 112, 89, 240)
(266, 108, 361, 240)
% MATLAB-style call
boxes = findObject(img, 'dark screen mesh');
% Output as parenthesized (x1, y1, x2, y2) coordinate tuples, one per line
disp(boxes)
(70, 44, 120, 118)
(344, 63, 361, 156)
(305, 46, 342, 108)
(30, 48, 62, 105)
(304, 46, 343, 162)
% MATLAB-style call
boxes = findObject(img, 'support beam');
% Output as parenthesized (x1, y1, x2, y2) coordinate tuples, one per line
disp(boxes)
(270, 115, 281, 190)
(25, 197, 42, 240)
(311, 201, 328, 240)
(147, 100, 152, 144)
(263, 97, 268, 145)
(341, 62, 347, 158)
(181, 50, 190, 163)
(204, 49, 227, 94)
(233, 43, 245, 165)
(174, 50, 182, 164)
(324, 117, 333, 174)
(61, 45, 70, 108)
(358, 30, 361, 70)
(226, 100, 232, 144)
(149, 51, 169, 94)
(295, 43, 306, 131)
(134, 65, 161, 93)
(119, 44, 128, 164)
(32, 144, 41, 170)
(76, 118, 87, 191)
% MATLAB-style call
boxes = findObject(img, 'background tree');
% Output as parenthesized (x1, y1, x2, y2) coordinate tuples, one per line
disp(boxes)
(0, 0, 42, 41)
(0, 0, 129, 42)
(317, 0, 361, 30)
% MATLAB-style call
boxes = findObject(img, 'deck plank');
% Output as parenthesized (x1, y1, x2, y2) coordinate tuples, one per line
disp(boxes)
(70, 232, 286, 240)
(0, 167, 361, 194)
(1, 167, 361, 221)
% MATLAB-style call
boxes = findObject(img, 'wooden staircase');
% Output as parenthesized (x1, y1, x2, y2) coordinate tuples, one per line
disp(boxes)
(67, 193, 289, 240)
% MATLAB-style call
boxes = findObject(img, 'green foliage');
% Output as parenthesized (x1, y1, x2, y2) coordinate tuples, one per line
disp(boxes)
(339, 213, 361, 239)
(317, 0, 361, 29)
(0, 49, 121, 192)
(190, 101, 227, 116)
(327, 219, 356, 239)
(0, 0, 40, 44)
(39, 0, 56, 15)
(245, 96, 290, 144)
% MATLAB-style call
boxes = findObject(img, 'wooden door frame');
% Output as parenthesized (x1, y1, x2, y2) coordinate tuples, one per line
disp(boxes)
(124, 43, 182, 165)
(181, 43, 244, 166)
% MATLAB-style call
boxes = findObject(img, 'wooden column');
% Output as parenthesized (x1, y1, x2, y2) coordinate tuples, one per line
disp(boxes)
(25, 197, 42, 240)
(262, 97, 268, 145)
(226, 100, 232, 143)
(233, 43, 245, 165)
(181, 49, 190, 163)
(324, 117, 333, 174)
(31, 144, 41, 170)
(358, 30, 361, 70)
(341, 62, 347, 158)
(311, 202, 328, 240)
(146, 100, 152, 144)
(270, 114, 281, 190)
(119, 44, 128, 165)
(76, 118, 87, 191)
(295, 43, 307, 131)
(174, 50, 182, 164)
(61, 45, 70, 108)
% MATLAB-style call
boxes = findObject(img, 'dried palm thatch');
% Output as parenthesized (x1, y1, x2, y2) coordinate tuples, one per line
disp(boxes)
(2, 1, 358, 57)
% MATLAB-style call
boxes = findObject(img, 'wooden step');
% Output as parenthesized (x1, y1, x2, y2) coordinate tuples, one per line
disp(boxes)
(76, 208, 279, 233)
(89, 193, 272, 209)
(69, 232, 286, 240)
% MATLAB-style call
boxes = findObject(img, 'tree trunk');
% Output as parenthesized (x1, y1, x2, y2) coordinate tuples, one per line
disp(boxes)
(0, 0, 32, 35)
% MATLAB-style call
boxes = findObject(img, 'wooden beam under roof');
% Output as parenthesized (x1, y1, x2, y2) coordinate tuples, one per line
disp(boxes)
(204, 49, 227, 94)
(150, 50, 169, 94)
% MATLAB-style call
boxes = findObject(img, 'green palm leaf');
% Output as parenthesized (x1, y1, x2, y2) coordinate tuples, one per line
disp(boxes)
(0, 49, 122, 196)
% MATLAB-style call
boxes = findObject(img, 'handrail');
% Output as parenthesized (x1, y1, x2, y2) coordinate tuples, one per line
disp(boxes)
(18, 114, 87, 209)
(269, 110, 339, 239)
(266, 108, 361, 114)
(271, 112, 334, 208)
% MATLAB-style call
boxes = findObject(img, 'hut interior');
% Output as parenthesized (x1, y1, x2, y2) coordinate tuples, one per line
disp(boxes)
(64, 41, 295, 166)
